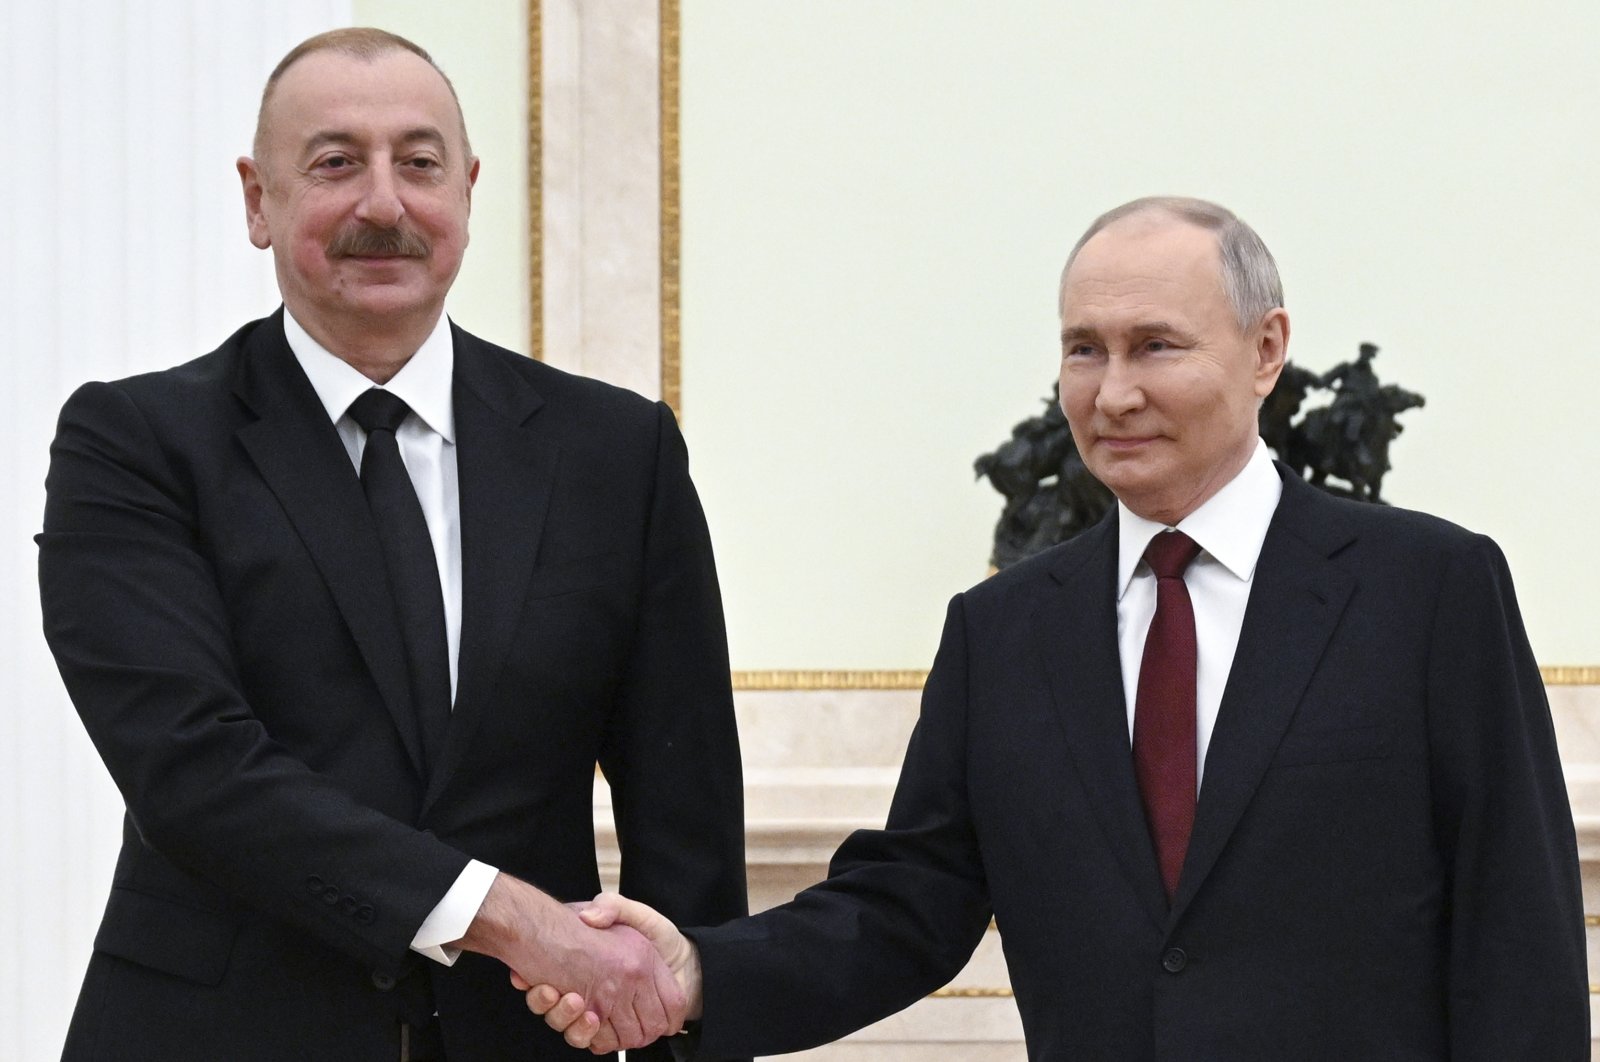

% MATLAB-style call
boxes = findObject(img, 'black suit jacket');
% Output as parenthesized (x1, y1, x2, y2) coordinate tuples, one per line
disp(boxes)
(688, 468, 1587, 1061)
(40, 312, 748, 1061)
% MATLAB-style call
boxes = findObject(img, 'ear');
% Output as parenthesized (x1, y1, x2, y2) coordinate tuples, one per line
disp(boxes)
(465, 155, 480, 210)
(237, 157, 273, 250)
(1252, 307, 1290, 398)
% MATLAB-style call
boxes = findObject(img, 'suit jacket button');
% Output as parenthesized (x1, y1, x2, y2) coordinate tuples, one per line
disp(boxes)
(355, 904, 376, 926)
(372, 972, 397, 992)
(322, 886, 342, 906)
(1161, 947, 1188, 973)
(305, 875, 325, 894)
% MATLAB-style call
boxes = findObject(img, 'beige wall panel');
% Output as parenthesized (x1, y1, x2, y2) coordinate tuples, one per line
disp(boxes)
(679, 0, 1600, 670)
(353, 0, 530, 356)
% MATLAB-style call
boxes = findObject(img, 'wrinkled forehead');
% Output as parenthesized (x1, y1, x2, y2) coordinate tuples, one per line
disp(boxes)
(259, 49, 468, 159)
(1059, 214, 1225, 316)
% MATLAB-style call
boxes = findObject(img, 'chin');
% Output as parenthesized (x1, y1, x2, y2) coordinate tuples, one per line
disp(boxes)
(1098, 470, 1176, 516)
(340, 289, 437, 319)
(1090, 458, 1155, 493)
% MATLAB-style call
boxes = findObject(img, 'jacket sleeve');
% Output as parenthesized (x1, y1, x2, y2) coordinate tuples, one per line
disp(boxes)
(38, 380, 470, 974)
(1424, 532, 1589, 1057)
(597, 403, 751, 1062)
(685, 594, 992, 1060)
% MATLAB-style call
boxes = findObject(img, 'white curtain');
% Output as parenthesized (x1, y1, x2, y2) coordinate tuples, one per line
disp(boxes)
(0, 1, 351, 1054)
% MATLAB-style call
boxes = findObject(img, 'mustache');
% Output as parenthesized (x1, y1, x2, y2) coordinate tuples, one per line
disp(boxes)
(327, 224, 431, 259)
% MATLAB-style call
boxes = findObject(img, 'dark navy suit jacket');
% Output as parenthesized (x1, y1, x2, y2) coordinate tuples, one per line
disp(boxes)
(689, 469, 1586, 1061)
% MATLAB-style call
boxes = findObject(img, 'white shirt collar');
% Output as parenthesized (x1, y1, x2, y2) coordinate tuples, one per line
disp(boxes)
(282, 309, 456, 443)
(1116, 438, 1283, 600)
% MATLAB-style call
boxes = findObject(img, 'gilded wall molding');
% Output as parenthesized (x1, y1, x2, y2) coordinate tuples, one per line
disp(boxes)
(1543, 666, 1600, 686)
(732, 671, 930, 691)
(730, 667, 1598, 691)
(526, 0, 543, 361)
(659, 0, 682, 414)
(930, 986, 1015, 999)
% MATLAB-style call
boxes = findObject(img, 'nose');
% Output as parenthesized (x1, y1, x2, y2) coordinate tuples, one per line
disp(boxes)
(354, 163, 405, 229)
(1095, 354, 1144, 418)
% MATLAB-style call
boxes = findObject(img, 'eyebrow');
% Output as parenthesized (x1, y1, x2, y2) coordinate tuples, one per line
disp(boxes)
(397, 126, 450, 152)
(300, 126, 452, 156)
(1060, 321, 1190, 342)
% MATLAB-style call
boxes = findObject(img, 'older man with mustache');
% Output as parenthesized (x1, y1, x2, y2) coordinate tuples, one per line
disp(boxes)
(39, 27, 747, 1062)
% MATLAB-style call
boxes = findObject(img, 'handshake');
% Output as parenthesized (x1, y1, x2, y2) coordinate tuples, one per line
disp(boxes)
(462, 874, 698, 1054)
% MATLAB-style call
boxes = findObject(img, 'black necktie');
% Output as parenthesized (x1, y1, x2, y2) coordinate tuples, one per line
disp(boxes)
(347, 389, 451, 775)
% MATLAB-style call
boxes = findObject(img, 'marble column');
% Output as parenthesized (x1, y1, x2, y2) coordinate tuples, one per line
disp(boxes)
(539, 0, 668, 402)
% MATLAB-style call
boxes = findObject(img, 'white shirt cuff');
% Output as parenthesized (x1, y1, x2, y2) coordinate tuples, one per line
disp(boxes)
(410, 858, 499, 966)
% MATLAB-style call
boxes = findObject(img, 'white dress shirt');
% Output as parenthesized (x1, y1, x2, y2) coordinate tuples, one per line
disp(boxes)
(1115, 438, 1283, 791)
(284, 310, 496, 965)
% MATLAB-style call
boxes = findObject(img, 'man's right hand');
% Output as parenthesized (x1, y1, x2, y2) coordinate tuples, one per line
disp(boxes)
(514, 892, 704, 1054)
(456, 875, 687, 1050)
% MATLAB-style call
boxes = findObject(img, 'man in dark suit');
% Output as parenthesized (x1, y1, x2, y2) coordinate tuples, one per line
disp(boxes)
(530, 197, 1589, 1059)
(38, 28, 744, 1061)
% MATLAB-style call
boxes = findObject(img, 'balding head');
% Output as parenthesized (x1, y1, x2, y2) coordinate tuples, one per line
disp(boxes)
(253, 27, 472, 168)
(1060, 196, 1282, 334)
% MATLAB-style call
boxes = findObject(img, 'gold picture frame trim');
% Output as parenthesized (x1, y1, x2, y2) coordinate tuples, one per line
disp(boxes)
(731, 666, 1600, 691)
(930, 986, 1015, 999)
(526, 0, 542, 362)
(1541, 666, 1600, 686)
(732, 670, 930, 692)
(659, 0, 682, 413)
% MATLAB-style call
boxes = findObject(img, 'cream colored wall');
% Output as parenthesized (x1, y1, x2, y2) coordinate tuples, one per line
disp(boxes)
(680, 0, 1600, 669)
(353, 0, 529, 355)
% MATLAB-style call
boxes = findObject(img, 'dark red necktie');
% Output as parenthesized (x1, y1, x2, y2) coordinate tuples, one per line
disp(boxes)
(1133, 529, 1203, 901)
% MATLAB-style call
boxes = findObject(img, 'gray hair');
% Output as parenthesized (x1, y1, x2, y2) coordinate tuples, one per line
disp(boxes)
(1059, 196, 1284, 332)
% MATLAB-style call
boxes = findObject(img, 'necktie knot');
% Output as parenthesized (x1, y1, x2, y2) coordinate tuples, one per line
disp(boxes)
(347, 389, 412, 435)
(1143, 530, 1201, 580)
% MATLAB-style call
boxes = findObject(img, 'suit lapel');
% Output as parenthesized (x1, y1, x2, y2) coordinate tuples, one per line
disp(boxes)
(1034, 517, 1169, 930)
(1170, 473, 1355, 921)
(423, 328, 557, 813)
(231, 311, 427, 778)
